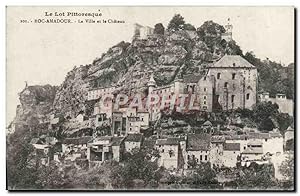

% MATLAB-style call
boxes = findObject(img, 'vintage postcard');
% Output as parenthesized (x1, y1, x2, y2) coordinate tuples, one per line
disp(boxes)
(6, 6, 295, 191)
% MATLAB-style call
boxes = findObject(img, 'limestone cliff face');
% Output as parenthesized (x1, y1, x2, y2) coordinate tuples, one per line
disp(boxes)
(53, 65, 90, 118)
(14, 84, 57, 126)
(12, 20, 242, 132)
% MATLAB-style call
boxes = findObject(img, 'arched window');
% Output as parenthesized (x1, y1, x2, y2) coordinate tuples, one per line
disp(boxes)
(231, 95, 235, 103)
(224, 82, 228, 88)
(217, 73, 221, 79)
(232, 73, 236, 80)
(246, 93, 250, 100)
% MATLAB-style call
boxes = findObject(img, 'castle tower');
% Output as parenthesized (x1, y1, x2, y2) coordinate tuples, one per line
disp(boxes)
(221, 18, 233, 42)
(147, 74, 157, 94)
(133, 23, 142, 40)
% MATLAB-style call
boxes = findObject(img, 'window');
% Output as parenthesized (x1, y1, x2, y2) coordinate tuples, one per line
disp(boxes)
(200, 155, 203, 161)
(205, 155, 208, 161)
(224, 82, 228, 88)
(232, 73, 236, 79)
(246, 93, 250, 100)
(217, 73, 221, 79)
(204, 87, 207, 92)
(204, 96, 207, 100)
(265, 139, 268, 142)
(244, 146, 246, 150)
(231, 95, 235, 103)
(203, 77, 206, 81)
(204, 101, 206, 105)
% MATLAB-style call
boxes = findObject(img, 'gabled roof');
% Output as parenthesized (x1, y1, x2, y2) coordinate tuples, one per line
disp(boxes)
(224, 143, 240, 151)
(211, 135, 225, 143)
(203, 120, 213, 127)
(242, 146, 263, 154)
(111, 137, 125, 146)
(187, 134, 211, 151)
(125, 134, 143, 142)
(210, 55, 255, 68)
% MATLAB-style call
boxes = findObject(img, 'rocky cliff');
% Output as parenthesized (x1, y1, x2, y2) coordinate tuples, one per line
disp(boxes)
(11, 19, 246, 132)
(14, 84, 57, 127)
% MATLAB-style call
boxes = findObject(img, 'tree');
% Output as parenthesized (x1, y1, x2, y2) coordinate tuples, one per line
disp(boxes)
(35, 163, 71, 189)
(7, 127, 39, 189)
(279, 155, 294, 188)
(120, 148, 161, 188)
(253, 101, 279, 131)
(167, 14, 185, 31)
(236, 163, 276, 188)
(154, 23, 165, 35)
(183, 23, 196, 31)
(186, 162, 217, 186)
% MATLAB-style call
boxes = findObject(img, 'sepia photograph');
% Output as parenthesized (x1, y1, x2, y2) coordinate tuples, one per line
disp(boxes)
(6, 6, 295, 191)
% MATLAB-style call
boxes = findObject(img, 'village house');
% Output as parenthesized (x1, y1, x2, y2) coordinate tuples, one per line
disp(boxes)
(87, 136, 125, 166)
(240, 140, 264, 163)
(111, 111, 126, 136)
(127, 116, 141, 134)
(62, 136, 92, 162)
(210, 135, 225, 167)
(185, 134, 211, 169)
(222, 143, 240, 168)
(155, 137, 185, 170)
(124, 133, 144, 152)
(137, 110, 150, 129)
(93, 113, 110, 128)
(284, 126, 294, 150)
(247, 131, 284, 155)
(30, 136, 60, 165)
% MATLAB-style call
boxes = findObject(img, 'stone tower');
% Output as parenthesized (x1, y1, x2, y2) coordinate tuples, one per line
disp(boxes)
(221, 18, 233, 42)
(147, 74, 157, 95)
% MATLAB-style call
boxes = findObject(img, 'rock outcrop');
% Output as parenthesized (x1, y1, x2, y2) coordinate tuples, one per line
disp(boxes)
(11, 19, 244, 133)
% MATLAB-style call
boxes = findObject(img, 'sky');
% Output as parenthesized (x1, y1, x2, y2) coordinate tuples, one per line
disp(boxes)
(6, 6, 295, 124)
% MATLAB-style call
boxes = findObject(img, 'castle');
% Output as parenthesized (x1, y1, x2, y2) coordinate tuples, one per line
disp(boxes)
(147, 55, 258, 120)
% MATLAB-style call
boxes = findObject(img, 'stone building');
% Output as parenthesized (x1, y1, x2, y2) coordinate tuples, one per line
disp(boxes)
(133, 23, 154, 40)
(112, 112, 126, 136)
(87, 136, 125, 165)
(185, 134, 211, 169)
(222, 143, 240, 168)
(207, 55, 257, 110)
(155, 137, 184, 169)
(124, 133, 143, 152)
